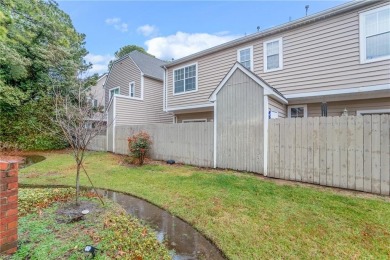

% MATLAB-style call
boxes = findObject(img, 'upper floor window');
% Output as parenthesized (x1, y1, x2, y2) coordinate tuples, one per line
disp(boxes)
(129, 82, 135, 97)
(263, 38, 283, 72)
(92, 99, 98, 107)
(237, 46, 253, 70)
(360, 5, 390, 63)
(174, 64, 197, 94)
(109, 87, 119, 100)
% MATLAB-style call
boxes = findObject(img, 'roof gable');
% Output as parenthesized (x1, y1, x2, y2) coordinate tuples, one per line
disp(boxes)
(209, 62, 288, 104)
(129, 51, 167, 80)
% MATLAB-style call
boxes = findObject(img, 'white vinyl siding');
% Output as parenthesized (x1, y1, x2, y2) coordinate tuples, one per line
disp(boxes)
(237, 46, 253, 70)
(359, 5, 390, 63)
(263, 38, 283, 72)
(173, 64, 197, 94)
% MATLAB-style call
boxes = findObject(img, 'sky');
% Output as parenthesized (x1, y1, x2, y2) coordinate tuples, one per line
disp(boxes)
(58, 0, 347, 75)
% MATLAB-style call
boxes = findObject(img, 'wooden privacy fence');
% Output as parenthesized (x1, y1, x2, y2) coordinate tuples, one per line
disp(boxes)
(268, 115, 390, 195)
(115, 123, 214, 167)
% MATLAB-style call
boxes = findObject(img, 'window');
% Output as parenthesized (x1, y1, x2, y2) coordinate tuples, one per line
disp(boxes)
(288, 105, 307, 118)
(92, 99, 98, 107)
(360, 5, 390, 63)
(129, 82, 135, 97)
(182, 119, 207, 123)
(109, 87, 119, 100)
(173, 64, 197, 94)
(263, 38, 283, 72)
(237, 46, 253, 70)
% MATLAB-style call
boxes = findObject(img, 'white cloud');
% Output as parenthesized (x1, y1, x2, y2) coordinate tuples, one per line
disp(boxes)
(145, 31, 240, 60)
(137, 24, 158, 37)
(105, 17, 128, 32)
(84, 53, 114, 75)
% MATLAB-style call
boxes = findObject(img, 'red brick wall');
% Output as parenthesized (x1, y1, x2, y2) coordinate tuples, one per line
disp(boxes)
(0, 161, 18, 255)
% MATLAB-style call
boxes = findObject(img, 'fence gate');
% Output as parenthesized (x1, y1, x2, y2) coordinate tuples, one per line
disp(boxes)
(215, 69, 264, 173)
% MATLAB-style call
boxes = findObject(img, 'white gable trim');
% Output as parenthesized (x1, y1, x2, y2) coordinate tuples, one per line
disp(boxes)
(209, 62, 287, 104)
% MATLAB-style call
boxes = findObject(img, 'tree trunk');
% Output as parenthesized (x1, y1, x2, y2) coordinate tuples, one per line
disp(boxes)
(76, 163, 81, 205)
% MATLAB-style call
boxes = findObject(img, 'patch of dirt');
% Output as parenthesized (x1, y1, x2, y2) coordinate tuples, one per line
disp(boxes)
(56, 200, 103, 224)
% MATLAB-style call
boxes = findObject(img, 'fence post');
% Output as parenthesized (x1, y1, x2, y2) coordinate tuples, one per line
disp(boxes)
(0, 161, 18, 255)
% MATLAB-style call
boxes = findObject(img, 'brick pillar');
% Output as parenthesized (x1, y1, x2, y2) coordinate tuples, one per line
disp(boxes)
(0, 161, 18, 255)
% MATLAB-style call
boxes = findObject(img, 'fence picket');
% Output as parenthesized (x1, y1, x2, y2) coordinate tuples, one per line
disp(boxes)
(380, 115, 390, 195)
(363, 115, 372, 193)
(319, 117, 327, 185)
(371, 115, 381, 194)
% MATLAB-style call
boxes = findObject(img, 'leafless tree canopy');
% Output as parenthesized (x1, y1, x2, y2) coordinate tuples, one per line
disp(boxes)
(53, 76, 108, 205)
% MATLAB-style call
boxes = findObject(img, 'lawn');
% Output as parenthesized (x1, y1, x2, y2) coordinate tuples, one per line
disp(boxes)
(19, 151, 390, 259)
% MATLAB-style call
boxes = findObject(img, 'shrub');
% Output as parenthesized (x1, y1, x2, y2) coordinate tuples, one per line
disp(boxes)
(127, 131, 152, 165)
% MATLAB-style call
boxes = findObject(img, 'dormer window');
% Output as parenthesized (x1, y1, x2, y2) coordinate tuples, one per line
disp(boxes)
(237, 46, 253, 70)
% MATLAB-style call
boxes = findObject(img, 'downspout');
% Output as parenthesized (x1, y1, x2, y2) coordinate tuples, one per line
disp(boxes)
(163, 66, 167, 112)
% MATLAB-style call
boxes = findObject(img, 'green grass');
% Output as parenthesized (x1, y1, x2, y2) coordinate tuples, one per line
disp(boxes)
(9, 188, 171, 260)
(19, 151, 390, 259)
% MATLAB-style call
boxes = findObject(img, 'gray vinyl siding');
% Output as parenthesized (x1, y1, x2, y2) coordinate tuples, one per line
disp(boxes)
(105, 56, 142, 108)
(216, 69, 264, 173)
(115, 77, 172, 126)
(269, 97, 287, 118)
(166, 1, 390, 109)
(307, 98, 390, 117)
(176, 111, 214, 123)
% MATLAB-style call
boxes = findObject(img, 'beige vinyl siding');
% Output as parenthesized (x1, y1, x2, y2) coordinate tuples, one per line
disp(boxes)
(176, 111, 214, 123)
(166, 2, 390, 109)
(307, 98, 390, 117)
(105, 57, 142, 107)
(115, 77, 172, 126)
(87, 75, 106, 108)
(269, 97, 287, 118)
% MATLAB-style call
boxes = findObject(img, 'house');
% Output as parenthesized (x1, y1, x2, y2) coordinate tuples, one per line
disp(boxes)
(105, 51, 173, 151)
(163, 0, 390, 123)
(87, 73, 107, 110)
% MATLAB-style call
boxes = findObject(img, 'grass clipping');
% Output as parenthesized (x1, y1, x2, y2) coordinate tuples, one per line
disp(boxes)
(11, 188, 171, 260)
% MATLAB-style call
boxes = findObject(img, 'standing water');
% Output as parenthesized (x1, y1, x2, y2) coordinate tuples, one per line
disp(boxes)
(98, 189, 226, 260)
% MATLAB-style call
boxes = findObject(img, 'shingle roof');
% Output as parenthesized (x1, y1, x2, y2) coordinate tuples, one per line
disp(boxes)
(127, 51, 167, 80)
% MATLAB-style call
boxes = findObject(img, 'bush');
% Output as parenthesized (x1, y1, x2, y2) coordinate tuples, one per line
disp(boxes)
(127, 131, 152, 165)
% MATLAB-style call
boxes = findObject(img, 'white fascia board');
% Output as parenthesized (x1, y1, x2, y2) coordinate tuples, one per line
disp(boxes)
(166, 103, 214, 112)
(285, 84, 390, 99)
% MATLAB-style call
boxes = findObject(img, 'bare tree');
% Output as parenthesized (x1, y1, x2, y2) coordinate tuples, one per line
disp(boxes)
(53, 74, 107, 205)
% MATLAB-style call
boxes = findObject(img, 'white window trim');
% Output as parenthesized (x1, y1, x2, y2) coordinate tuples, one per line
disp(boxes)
(129, 81, 135, 98)
(172, 62, 198, 96)
(263, 37, 283, 73)
(359, 5, 390, 64)
(357, 109, 390, 115)
(288, 104, 308, 118)
(237, 45, 254, 71)
(109, 87, 120, 100)
(182, 119, 207, 123)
